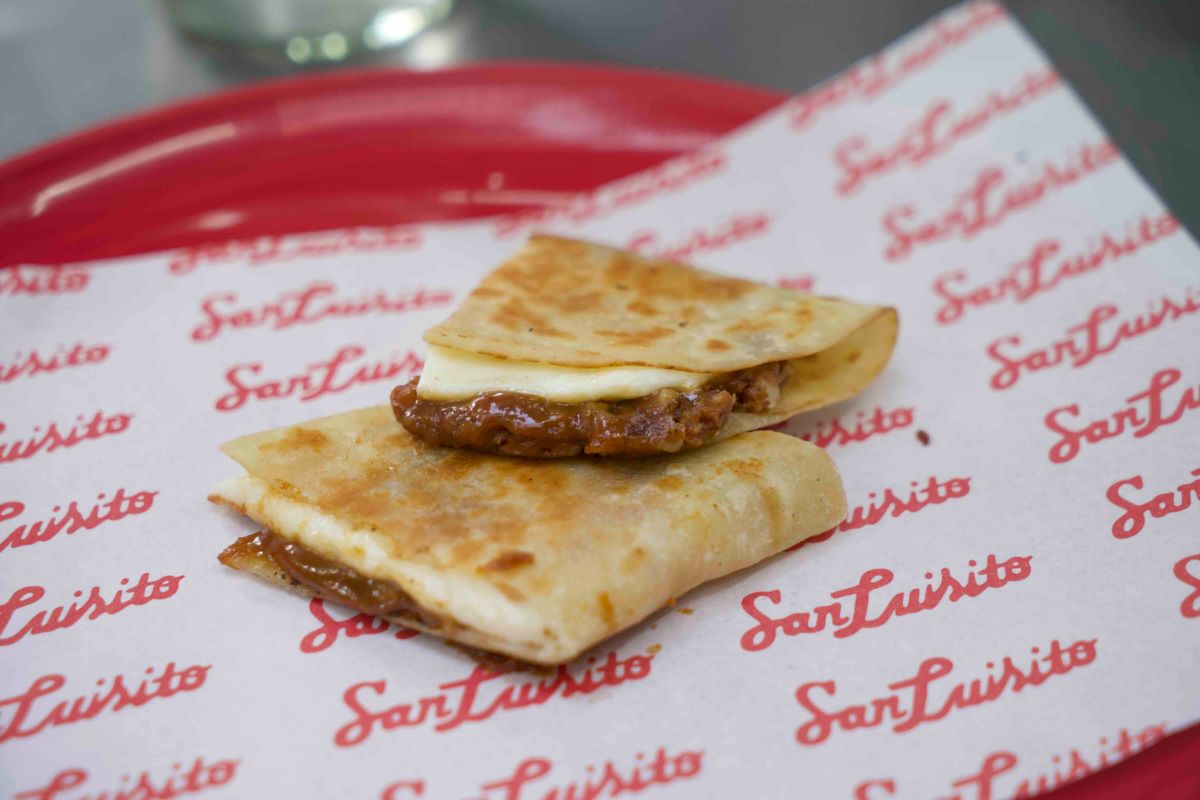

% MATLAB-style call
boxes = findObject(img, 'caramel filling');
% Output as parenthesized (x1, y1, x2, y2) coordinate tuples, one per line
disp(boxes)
(219, 529, 442, 630)
(391, 360, 791, 458)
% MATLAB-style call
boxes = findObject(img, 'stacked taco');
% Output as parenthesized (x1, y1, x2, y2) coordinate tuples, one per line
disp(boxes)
(211, 236, 897, 664)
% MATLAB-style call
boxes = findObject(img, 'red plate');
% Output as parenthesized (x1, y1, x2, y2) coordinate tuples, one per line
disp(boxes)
(1, 63, 1197, 798)
(0, 63, 780, 266)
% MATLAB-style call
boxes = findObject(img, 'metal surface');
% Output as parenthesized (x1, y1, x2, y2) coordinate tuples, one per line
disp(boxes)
(1, 0, 1197, 225)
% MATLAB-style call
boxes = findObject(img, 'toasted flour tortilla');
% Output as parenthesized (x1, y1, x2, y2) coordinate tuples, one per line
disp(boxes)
(425, 235, 896, 373)
(210, 406, 846, 664)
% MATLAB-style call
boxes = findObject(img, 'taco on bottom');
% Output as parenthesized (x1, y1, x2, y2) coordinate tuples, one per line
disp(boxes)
(210, 406, 846, 665)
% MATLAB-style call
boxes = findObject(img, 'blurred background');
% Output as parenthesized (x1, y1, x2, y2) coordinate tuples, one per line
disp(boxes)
(2, 0, 1198, 226)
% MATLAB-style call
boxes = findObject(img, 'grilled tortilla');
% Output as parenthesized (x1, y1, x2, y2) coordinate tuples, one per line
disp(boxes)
(392, 235, 898, 457)
(210, 406, 846, 665)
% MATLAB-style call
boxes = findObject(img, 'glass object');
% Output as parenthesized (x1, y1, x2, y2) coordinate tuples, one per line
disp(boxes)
(161, 0, 456, 64)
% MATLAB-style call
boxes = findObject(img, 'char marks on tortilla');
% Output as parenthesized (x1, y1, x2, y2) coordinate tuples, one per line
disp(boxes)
(424, 235, 896, 373)
(210, 406, 847, 663)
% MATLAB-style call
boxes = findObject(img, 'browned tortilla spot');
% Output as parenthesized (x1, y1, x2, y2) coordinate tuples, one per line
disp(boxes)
(272, 479, 303, 500)
(592, 326, 676, 347)
(654, 475, 686, 491)
(495, 582, 527, 602)
(481, 550, 535, 571)
(598, 593, 616, 628)
(622, 547, 647, 572)
(604, 255, 753, 303)
(723, 457, 765, 479)
(626, 300, 659, 316)
(451, 538, 485, 562)
(490, 297, 569, 338)
(545, 291, 604, 313)
(262, 427, 330, 453)
(723, 317, 772, 334)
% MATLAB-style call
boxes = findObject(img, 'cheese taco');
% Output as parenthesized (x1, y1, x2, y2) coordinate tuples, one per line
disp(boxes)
(392, 235, 897, 457)
(210, 406, 846, 664)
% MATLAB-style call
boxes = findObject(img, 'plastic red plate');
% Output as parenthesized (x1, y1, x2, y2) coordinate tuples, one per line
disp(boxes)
(0, 63, 782, 266)
(1, 63, 1197, 799)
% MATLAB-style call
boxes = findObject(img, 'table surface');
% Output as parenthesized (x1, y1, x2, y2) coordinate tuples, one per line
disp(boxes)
(2, 0, 1198, 232)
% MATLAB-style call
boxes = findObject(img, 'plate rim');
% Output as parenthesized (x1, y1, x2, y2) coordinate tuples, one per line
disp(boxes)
(0, 60, 786, 173)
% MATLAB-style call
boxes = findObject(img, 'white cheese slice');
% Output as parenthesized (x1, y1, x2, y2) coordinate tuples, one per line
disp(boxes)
(416, 345, 714, 402)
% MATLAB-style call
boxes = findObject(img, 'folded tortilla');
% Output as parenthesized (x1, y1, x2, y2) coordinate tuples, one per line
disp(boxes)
(395, 235, 898, 456)
(210, 406, 846, 664)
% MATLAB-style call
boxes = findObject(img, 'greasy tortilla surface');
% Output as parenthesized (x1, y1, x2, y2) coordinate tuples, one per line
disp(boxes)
(424, 235, 895, 372)
(211, 406, 846, 664)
